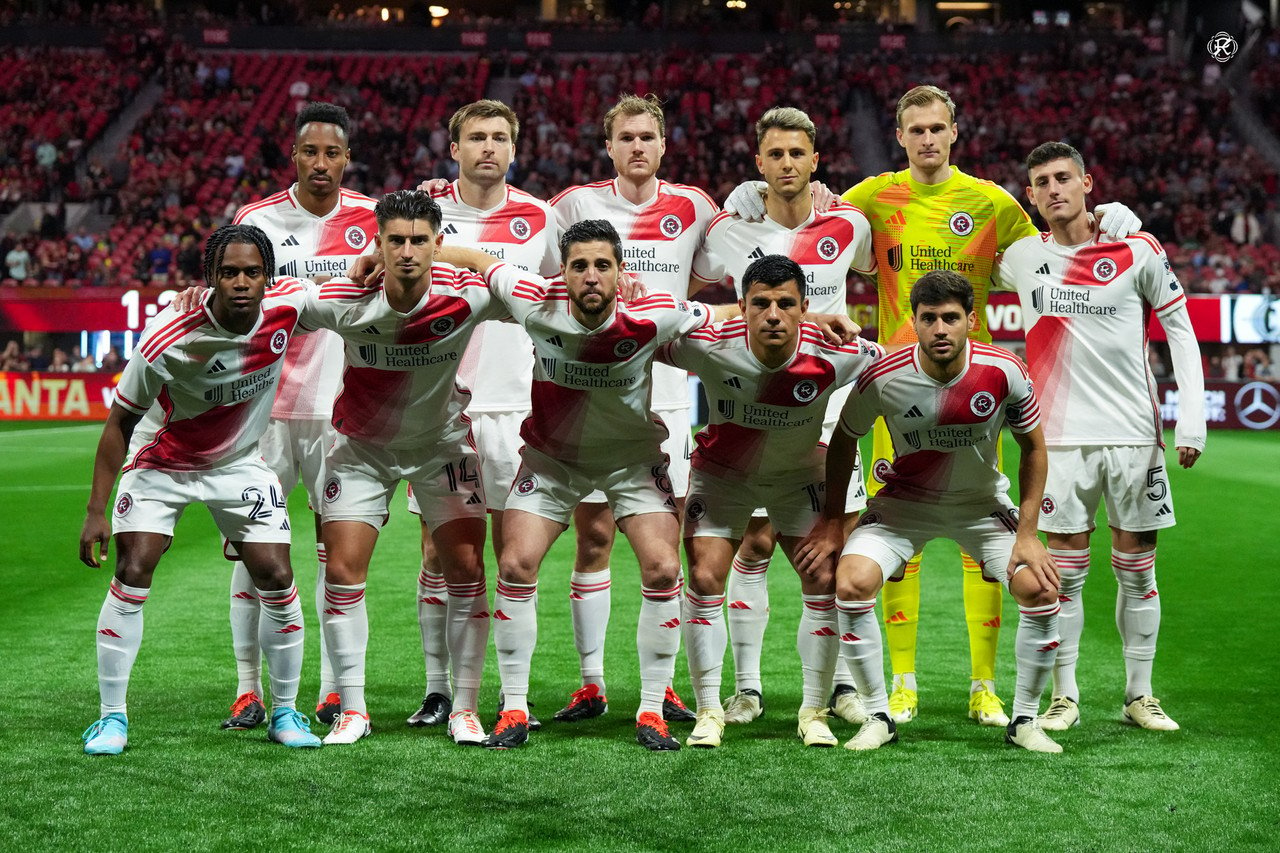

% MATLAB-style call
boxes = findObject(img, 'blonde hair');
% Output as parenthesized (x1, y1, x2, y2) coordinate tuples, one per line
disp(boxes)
(603, 93, 665, 140)
(896, 85, 956, 127)
(755, 106, 816, 146)
(448, 99, 520, 145)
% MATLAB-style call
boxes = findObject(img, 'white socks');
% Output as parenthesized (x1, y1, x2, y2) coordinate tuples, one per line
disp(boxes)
(797, 594, 838, 710)
(726, 555, 769, 694)
(1048, 547, 1090, 700)
(417, 569, 451, 698)
(492, 579, 538, 714)
(320, 581, 368, 713)
(836, 598, 887, 715)
(682, 589, 727, 711)
(257, 584, 305, 710)
(570, 568, 611, 692)
(96, 579, 149, 716)
(1113, 549, 1159, 701)
(1012, 600, 1061, 720)
(637, 582, 682, 716)
(445, 578, 489, 712)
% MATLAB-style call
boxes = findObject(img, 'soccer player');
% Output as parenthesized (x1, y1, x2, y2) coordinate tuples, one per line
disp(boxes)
(995, 141, 1205, 732)
(223, 101, 378, 729)
(797, 270, 1063, 753)
(402, 100, 560, 729)
(703, 106, 877, 726)
(545, 95, 722, 724)
(658, 254, 883, 748)
(79, 225, 321, 754)
(730, 84, 1138, 726)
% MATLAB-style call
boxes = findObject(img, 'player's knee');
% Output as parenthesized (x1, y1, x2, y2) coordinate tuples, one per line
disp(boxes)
(686, 562, 725, 597)
(836, 568, 879, 601)
(497, 551, 539, 585)
(639, 558, 681, 590)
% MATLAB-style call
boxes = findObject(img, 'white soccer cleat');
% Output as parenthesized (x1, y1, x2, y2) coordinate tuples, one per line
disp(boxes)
(448, 710, 486, 746)
(843, 712, 898, 751)
(686, 707, 725, 749)
(322, 710, 371, 745)
(1038, 696, 1081, 731)
(1006, 716, 1063, 754)
(828, 684, 869, 725)
(722, 688, 763, 724)
(797, 707, 838, 747)
(1123, 696, 1180, 731)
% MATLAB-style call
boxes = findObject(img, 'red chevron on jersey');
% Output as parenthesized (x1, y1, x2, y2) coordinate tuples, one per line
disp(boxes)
(1064, 242, 1134, 287)
(331, 365, 414, 443)
(477, 201, 549, 244)
(522, 379, 590, 458)
(755, 353, 837, 407)
(788, 214, 858, 266)
(129, 385, 253, 470)
(399, 294, 476, 345)
(937, 361, 1011, 425)
(626, 194, 698, 242)
(316, 215, 372, 256)
(241, 302, 300, 374)
(577, 312, 659, 364)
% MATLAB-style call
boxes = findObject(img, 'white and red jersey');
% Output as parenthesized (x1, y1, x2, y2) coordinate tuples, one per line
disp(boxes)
(550, 178, 722, 409)
(660, 320, 883, 482)
(840, 341, 1040, 505)
(432, 181, 559, 413)
(995, 231, 1199, 447)
(234, 184, 378, 420)
(301, 264, 506, 450)
(116, 280, 310, 472)
(484, 262, 713, 469)
(704, 202, 877, 315)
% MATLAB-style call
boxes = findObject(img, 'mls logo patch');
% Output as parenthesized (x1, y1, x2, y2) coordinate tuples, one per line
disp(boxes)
(1092, 257, 1117, 282)
(660, 214, 683, 238)
(685, 497, 707, 523)
(949, 211, 974, 237)
(431, 316, 455, 336)
(114, 493, 133, 517)
(344, 226, 367, 250)
(270, 329, 289, 354)
(323, 477, 341, 503)
(970, 391, 996, 417)
(613, 338, 638, 358)
(1041, 495, 1057, 517)
(817, 236, 840, 261)
(515, 475, 538, 496)
(793, 379, 819, 403)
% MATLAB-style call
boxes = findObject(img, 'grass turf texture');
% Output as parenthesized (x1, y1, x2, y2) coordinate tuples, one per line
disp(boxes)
(1, 421, 1277, 851)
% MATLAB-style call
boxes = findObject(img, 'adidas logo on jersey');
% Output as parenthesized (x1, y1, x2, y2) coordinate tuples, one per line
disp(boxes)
(904, 405, 923, 418)
(465, 493, 483, 505)
(442, 224, 459, 235)
(545, 334, 563, 348)
(723, 376, 742, 389)
(281, 235, 300, 247)
(1156, 503, 1172, 516)
(362, 325, 382, 336)
(748, 247, 765, 260)
(1035, 263, 1051, 275)
(206, 358, 228, 374)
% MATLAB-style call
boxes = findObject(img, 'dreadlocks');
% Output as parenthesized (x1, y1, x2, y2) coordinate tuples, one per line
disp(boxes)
(202, 224, 275, 288)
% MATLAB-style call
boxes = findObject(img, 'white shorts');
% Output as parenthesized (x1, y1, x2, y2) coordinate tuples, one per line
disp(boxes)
(508, 445, 676, 526)
(841, 495, 1018, 586)
(1040, 444, 1176, 534)
(584, 406, 690, 505)
(686, 468, 825, 541)
(322, 431, 486, 530)
(112, 456, 293, 545)
(258, 416, 334, 510)
(407, 409, 526, 516)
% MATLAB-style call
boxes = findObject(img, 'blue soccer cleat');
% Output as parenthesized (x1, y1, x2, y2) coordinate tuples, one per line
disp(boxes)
(83, 713, 128, 755)
(267, 707, 323, 749)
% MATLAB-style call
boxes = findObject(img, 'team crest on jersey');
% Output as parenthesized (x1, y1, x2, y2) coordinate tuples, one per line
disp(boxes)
(1041, 495, 1057, 517)
(660, 214, 684, 238)
(793, 379, 819, 403)
(114, 493, 133, 517)
(613, 338, 639, 358)
(970, 390, 996, 417)
(270, 329, 288, 354)
(817, 236, 840, 261)
(948, 211, 974, 237)
(871, 458, 894, 484)
(887, 243, 903, 272)
(515, 475, 538, 496)
(685, 497, 708, 523)
(431, 316, 456, 336)
(509, 217, 531, 240)
(323, 477, 341, 503)
(1092, 257, 1118, 282)
(858, 511, 882, 527)
(345, 226, 367, 250)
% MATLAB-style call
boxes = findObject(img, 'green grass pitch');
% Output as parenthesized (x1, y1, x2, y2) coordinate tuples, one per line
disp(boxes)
(1, 422, 1277, 851)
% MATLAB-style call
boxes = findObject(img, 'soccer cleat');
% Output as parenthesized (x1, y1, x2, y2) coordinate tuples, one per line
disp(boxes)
(448, 710, 486, 746)
(553, 684, 608, 722)
(686, 708, 725, 748)
(497, 693, 541, 731)
(888, 679, 918, 725)
(636, 711, 681, 751)
(1038, 696, 1081, 731)
(844, 712, 898, 751)
(722, 688, 764, 724)
(267, 707, 322, 749)
(82, 713, 128, 755)
(315, 692, 341, 726)
(663, 687, 696, 722)
(1123, 696, 1180, 731)
(828, 683, 869, 725)
(1006, 715, 1063, 754)
(407, 692, 452, 727)
(969, 687, 1010, 727)
(797, 707, 838, 747)
(322, 710, 371, 745)
(484, 710, 529, 750)
(222, 691, 266, 730)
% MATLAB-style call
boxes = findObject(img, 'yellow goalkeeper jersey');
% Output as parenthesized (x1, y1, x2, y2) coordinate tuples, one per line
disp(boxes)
(842, 167, 1036, 348)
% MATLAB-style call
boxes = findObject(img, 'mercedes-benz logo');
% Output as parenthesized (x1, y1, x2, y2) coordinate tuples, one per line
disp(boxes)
(1207, 31, 1238, 63)
(1234, 381, 1280, 430)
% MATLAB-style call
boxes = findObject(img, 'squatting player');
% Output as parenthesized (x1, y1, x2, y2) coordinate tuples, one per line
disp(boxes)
(996, 141, 1204, 732)
(80, 225, 321, 754)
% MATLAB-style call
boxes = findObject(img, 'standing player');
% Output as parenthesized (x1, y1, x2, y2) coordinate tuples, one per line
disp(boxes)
(703, 106, 876, 726)
(996, 141, 1205, 732)
(546, 94, 720, 722)
(797, 270, 1063, 753)
(79, 225, 321, 754)
(222, 102, 378, 729)
(659, 254, 883, 748)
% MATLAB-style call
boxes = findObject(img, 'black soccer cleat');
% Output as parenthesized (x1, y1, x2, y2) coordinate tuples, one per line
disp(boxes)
(315, 692, 341, 726)
(222, 691, 266, 730)
(553, 684, 608, 722)
(636, 711, 681, 751)
(662, 686, 696, 723)
(497, 692, 541, 731)
(484, 710, 530, 750)
(407, 692, 452, 727)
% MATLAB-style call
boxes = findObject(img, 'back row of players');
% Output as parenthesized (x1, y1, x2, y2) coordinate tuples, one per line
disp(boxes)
(78, 85, 1205, 755)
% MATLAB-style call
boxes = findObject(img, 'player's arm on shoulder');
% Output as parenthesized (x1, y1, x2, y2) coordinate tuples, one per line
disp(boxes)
(80, 403, 144, 568)
(805, 311, 861, 345)
(1093, 201, 1142, 242)
(436, 244, 502, 274)
(1008, 423, 1059, 592)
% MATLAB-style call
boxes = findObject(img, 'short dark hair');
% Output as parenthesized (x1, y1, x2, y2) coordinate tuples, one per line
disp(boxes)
(375, 189, 442, 233)
(296, 102, 352, 143)
(741, 254, 806, 298)
(202, 224, 274, 288)
(910, 269, 973, 314)
(1026, 141, 1086, 176)
(560, 219, 623, 265)
(449, 99, 519, 145)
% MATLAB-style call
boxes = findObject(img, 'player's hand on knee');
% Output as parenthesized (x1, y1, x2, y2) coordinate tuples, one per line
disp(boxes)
(795, 517, 843, 576)
(415, 178, 449, 194)
(171, 285, 207, 313)
(1093, 202, 1142, 241)
(80, 514, 111, 568)
(1177, 446, 1201, 469)
(1009, 537, 1059, 595)
(347, 254, 382, 284)
(722, 180, 768, 222)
